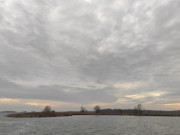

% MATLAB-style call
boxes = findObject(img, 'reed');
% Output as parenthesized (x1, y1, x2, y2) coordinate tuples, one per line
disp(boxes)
(7, 112, 180, 118)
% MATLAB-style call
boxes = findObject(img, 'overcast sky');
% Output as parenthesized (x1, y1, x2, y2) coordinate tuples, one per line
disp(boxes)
(0, 0, 180, 111)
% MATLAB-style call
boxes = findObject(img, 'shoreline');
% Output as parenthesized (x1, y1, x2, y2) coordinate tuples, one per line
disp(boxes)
(7, 112, 180, 118)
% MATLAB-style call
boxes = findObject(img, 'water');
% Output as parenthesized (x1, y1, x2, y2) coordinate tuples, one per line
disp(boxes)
(1, 113, 180, 135)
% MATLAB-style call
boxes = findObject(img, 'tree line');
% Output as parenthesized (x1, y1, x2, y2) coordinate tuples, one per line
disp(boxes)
(42, 104, 144, 115)
(80, 104, 144, 115)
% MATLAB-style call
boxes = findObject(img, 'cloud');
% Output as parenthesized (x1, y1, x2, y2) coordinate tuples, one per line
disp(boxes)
(0, 0, 180, 111)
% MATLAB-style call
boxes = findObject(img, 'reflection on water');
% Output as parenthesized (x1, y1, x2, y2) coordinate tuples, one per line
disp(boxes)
(0, 113, 180, 135)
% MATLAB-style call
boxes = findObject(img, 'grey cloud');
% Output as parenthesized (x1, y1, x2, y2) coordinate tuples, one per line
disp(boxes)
(0, 79, 117, 103)
(0, 0, 180, 110)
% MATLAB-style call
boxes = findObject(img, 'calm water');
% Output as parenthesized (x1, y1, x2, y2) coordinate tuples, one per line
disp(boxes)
(1, 113, 180, 135)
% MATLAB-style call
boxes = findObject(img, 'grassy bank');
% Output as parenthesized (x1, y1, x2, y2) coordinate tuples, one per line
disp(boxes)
(7, 112, 72, 118)
(7, 112, 180, 118)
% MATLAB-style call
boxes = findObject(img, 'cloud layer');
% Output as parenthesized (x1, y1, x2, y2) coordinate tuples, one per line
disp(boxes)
(0, 0, 180, 111)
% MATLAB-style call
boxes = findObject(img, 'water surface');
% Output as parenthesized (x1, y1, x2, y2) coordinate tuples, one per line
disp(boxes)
(1, 113, 180, 135)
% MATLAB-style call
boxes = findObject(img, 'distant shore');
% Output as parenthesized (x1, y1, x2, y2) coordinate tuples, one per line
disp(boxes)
(7, 112, 180, 118)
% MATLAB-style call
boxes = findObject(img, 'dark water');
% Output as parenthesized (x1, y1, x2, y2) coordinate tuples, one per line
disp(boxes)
(1, 113, 180, 135)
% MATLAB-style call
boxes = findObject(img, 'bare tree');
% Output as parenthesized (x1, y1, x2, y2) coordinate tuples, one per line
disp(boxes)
(94, 105, 101, 113)
(134, 104, 144, 115)
(80, 106, 87, 112)
(43, 105, 53, 113)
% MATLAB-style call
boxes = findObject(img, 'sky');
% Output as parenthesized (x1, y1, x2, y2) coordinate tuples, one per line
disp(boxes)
(0, 0, 180, 112)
